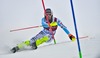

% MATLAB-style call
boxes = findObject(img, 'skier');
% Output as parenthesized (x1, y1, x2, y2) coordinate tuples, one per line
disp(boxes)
(11, 8, 75, 53)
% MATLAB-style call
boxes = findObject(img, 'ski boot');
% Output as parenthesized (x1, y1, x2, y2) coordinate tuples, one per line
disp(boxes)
(11, 46, 19, 53)
(31, 42, 37, 50)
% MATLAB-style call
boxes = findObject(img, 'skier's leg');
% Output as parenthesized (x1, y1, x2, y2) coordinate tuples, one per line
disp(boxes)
(35, 35, 49, 46)
(11, 29, 54, 53)
(11, 30, 46, 53)
(34, 29, 57, 46)
(17, 40, 30, 49)
(29, 30, 48, 49)
(30, 30, 46, 44)
(11, 40, 30, 53)
(30, 35, 50, 49)
(15, 36, 49, 50)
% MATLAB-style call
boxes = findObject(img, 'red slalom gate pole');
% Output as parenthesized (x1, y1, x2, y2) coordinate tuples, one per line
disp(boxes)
(41, 0, 56, 44)
(10, 25, 42, 32)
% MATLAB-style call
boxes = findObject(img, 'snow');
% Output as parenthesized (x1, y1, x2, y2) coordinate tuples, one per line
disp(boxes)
(0, 0, 100, 58)
(0, 37, 100, 58)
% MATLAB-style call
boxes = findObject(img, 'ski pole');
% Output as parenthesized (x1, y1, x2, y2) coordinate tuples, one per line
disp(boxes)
(79, 36, 88, 39)
(10, 25, 42, 32)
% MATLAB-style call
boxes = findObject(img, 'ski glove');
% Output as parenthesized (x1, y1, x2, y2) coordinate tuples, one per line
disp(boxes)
(68, 34, 76, 41)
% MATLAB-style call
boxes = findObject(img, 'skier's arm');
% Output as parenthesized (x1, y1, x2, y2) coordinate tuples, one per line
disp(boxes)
(57, 19, 70, 34)
(41, 18, 49, 28)
(57, 19, 75, 40)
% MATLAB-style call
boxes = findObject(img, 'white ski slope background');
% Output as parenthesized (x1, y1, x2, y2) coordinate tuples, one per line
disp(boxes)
(0, 0, 100, 58)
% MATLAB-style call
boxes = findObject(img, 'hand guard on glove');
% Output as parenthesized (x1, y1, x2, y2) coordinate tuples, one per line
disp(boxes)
(68, 34, 76, 41)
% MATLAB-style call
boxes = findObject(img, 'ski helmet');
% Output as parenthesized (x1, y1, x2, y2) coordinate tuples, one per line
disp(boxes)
(44, 8, 53, 20)
(45, 8, 53, 16)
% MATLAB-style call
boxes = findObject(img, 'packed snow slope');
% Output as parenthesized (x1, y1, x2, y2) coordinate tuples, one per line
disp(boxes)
(0, 37, 100, 58)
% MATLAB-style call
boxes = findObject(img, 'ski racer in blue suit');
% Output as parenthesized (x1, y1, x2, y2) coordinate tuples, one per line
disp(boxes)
(11, 8, 75, 53)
